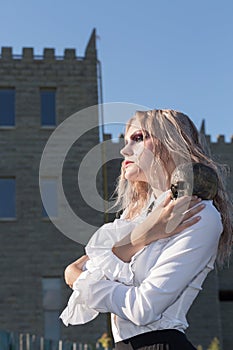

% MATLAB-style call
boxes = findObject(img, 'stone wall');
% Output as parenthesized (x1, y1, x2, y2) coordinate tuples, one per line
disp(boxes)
(0, 30, 107, 344)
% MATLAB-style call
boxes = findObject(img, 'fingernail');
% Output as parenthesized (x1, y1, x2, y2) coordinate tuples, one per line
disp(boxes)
(200, 204, 206, 208)
(196, 216, 201, 220)
(197, 198, 202, 202)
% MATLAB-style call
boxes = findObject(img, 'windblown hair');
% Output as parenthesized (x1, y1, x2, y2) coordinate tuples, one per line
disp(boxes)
(115, 109, 233, 267)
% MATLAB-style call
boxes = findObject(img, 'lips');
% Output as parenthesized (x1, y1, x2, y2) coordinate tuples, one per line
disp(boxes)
(124, 160, 134, 167)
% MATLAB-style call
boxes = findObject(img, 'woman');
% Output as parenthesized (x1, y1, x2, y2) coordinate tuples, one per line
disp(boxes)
(60, 109, 232, 350)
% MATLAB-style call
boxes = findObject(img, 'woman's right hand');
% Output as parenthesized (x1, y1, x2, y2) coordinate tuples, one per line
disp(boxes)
(64, 255, 89, 288)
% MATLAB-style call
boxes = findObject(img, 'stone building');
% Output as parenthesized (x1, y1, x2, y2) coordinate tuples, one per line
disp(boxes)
(0, 29, 108, 344)
(0, 30, 233, 349)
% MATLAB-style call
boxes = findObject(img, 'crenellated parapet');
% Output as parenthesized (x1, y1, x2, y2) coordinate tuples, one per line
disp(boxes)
(103, 133, 233, 145)
(199, 119, 233, 150)
(0, 46, 86, 61)
(0, 28, 96, 62)
(205, 134, 233, 144)
(0, 29, 98, 123)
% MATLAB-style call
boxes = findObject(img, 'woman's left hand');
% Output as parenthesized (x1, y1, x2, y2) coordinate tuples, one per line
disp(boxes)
(141, 194, 205, 245)
(113, 195, 205, 262)
(64, 255, 89, 288)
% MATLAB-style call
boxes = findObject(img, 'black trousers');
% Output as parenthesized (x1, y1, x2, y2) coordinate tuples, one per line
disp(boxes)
(115, 329, 197, 350)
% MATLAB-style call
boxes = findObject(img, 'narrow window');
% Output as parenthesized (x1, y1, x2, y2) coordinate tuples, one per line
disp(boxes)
(40, 178, 58, 218)
(40, 88, 56, 126)
(219, 290, 233, 301)
(0, 88, 15, 126)
(42, 278, 61, 341)
(0, 178, 16, 219)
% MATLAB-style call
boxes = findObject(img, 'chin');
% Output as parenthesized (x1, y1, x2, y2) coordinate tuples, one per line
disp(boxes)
(125, 175, 139, 182)
(124, 170, 147, 182)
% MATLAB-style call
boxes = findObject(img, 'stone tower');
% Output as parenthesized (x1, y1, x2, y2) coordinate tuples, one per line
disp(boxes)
(0, 29, 107, 343)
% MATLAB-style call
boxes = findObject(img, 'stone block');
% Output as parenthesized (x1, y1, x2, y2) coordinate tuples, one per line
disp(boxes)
(1, 47, 12, 59)
(22, 47, 34, 61)
(64, 49, 76, 60)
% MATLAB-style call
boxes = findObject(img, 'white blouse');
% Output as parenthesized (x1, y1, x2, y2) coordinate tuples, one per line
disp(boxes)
(60, 193, 223, 343)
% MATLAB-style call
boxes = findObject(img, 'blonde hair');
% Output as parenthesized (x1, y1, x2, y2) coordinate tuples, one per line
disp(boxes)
(115, 109, 233, 266)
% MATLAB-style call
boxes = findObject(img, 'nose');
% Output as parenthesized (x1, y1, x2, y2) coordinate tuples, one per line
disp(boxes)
(120, 143, 133, 157)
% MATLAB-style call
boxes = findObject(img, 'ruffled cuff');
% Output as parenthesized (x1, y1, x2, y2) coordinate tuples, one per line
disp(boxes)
(85, 248, 136, 285)
(60, 269, 106, 326)
(60, 289, 99, 326)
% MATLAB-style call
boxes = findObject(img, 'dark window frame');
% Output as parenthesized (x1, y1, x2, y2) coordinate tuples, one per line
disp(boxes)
(0, 87, 15, 127)
(0, 177, 16, 219)
(219, 290, 233, 302)
(41, 177, 58, 219)
(40, 88, 56, 127)
(42, 277, 61, 341)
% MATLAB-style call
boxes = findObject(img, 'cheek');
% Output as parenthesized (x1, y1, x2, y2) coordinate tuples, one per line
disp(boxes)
(146, 139, 154, 151)
(139, 148, 155, 170)
(133, 143, 145, 157)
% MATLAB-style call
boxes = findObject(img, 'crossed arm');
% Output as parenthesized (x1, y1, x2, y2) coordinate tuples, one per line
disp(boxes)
(65, 195, 204, 287)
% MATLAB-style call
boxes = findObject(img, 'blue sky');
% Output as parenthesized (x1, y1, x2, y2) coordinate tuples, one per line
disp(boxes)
(0, 0, 232, 141)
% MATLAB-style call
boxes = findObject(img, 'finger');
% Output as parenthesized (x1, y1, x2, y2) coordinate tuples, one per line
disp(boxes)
(171, 215, 202, 235)
(166, 202, 203, 233)
(172, 197, 202, 215)
(183, 203, 205, 221)
(171, 195, 193, 209)
(178, 198, 202, 217)
(177, 215, 202, 232)
(169, 197, 191, 215)
(74, 255, 89, 264)
(188, 197, 202, 209)
(165, 212, 185, 233)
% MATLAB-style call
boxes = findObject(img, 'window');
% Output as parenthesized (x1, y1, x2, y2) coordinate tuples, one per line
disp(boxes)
(219, 289, 233, 349)
(0, 178, 16, 219)
(0, 88, 15, 126)
(40, 88, 56, 126)
(42, 278, 61, 341)
(40, 178, 58, 218)
(219, 290, 233, 301)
